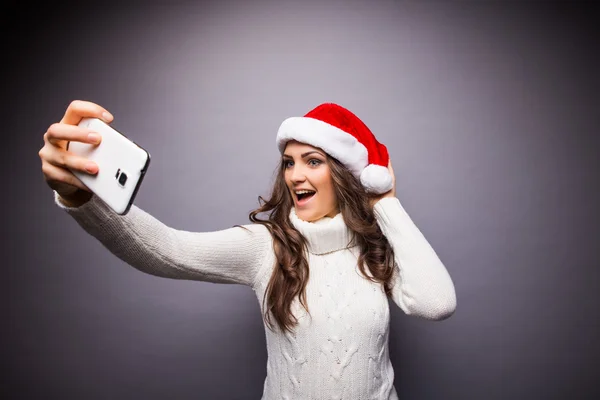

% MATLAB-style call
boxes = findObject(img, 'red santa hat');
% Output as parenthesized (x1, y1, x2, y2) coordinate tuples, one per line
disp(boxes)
(276, 103, 393, 194)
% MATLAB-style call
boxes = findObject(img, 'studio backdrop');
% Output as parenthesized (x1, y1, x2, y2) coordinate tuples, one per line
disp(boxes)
(4, 1, 598, 399)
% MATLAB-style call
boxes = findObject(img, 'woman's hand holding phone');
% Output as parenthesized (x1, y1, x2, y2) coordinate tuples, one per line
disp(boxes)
(38, 100, 113, 207)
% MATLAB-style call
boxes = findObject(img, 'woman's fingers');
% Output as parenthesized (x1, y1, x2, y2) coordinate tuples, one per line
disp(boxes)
(60, 100, 113, 126)
(44, 122, 102, 148)
(39, 99, 111, 199)
(388, 159, 395, 181)
(39, 145, 99, 175)
(41, 161, 91, 193)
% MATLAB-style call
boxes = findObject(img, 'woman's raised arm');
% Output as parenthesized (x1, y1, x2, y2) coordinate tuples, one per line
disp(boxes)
(55, 191, 273, 288)
(373, 196, 457, 320)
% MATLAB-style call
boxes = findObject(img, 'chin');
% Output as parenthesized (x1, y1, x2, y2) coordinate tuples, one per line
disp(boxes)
(296, 210, 320, 222)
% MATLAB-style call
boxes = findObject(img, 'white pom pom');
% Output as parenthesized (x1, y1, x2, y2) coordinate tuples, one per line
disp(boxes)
(360, 164, 393, 194)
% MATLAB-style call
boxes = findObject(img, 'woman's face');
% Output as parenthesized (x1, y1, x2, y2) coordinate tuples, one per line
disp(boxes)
(283, 140, 339, 222)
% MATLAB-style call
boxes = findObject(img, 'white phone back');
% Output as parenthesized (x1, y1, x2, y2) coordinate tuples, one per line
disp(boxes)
(69, 118, 150, 215)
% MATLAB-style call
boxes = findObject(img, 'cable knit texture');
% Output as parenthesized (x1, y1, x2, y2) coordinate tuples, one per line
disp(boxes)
(54, 191, 456, 399)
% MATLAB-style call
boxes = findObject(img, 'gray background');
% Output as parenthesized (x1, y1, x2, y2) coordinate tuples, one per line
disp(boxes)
(4, 0, 599, 399)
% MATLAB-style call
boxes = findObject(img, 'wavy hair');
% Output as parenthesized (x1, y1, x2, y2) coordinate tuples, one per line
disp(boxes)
(248, 153, 396, 334)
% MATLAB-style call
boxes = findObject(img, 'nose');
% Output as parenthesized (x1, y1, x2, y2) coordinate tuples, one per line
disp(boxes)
(290, 164, 306, 183)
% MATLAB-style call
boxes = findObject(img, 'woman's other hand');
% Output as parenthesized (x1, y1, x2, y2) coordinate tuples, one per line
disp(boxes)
(369, 159, 396, 208)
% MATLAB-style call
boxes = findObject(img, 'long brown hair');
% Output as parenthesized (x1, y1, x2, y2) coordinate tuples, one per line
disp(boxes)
(249, 153, 396, 334)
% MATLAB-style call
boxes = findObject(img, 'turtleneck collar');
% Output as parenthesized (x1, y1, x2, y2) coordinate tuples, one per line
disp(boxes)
(289, 207, 357, 255)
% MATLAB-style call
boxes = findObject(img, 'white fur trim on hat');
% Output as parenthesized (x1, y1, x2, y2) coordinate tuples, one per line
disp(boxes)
(277, 116, 369, 179)
(360, 164, 393, 194)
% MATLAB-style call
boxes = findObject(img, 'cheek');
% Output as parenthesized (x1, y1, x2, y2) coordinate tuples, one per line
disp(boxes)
(315, 171, 335, 197)
(283, 171, 292, 186)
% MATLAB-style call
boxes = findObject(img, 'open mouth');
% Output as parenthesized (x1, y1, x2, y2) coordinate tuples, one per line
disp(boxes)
(295, 190, 316, 205)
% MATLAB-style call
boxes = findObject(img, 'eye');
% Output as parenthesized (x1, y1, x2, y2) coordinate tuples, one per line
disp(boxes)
(308, 159, 322, 167)
(283, 160, 294, 169)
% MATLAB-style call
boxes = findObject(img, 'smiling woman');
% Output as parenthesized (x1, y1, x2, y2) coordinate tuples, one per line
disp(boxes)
(42, 100, 456, 399)
(282, 141, 338, 222)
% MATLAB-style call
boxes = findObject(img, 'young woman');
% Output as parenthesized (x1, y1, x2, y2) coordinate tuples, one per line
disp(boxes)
(39, 100, 456, 399)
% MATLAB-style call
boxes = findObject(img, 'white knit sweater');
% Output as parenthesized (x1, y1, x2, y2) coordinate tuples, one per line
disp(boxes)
(54, 192, 456, 400)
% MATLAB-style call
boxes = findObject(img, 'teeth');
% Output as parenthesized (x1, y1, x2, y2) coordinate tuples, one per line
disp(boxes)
(295, 190, 315, 194)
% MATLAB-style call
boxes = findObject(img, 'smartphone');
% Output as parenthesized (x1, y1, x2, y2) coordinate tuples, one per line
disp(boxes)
(67, 117, 151, 215)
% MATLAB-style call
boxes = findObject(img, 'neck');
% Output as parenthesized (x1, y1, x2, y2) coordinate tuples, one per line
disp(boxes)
(289, 207, 356, 255)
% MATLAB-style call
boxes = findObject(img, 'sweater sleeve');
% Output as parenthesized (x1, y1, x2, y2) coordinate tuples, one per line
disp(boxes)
(373, 197, 457, 320)
(53, 191, 272, 288)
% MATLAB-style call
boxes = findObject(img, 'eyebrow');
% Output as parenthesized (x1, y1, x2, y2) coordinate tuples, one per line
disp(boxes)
(282, 151, 325, 159)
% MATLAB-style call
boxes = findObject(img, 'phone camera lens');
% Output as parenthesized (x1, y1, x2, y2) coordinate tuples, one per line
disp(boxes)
(118, 172, 128, 186)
